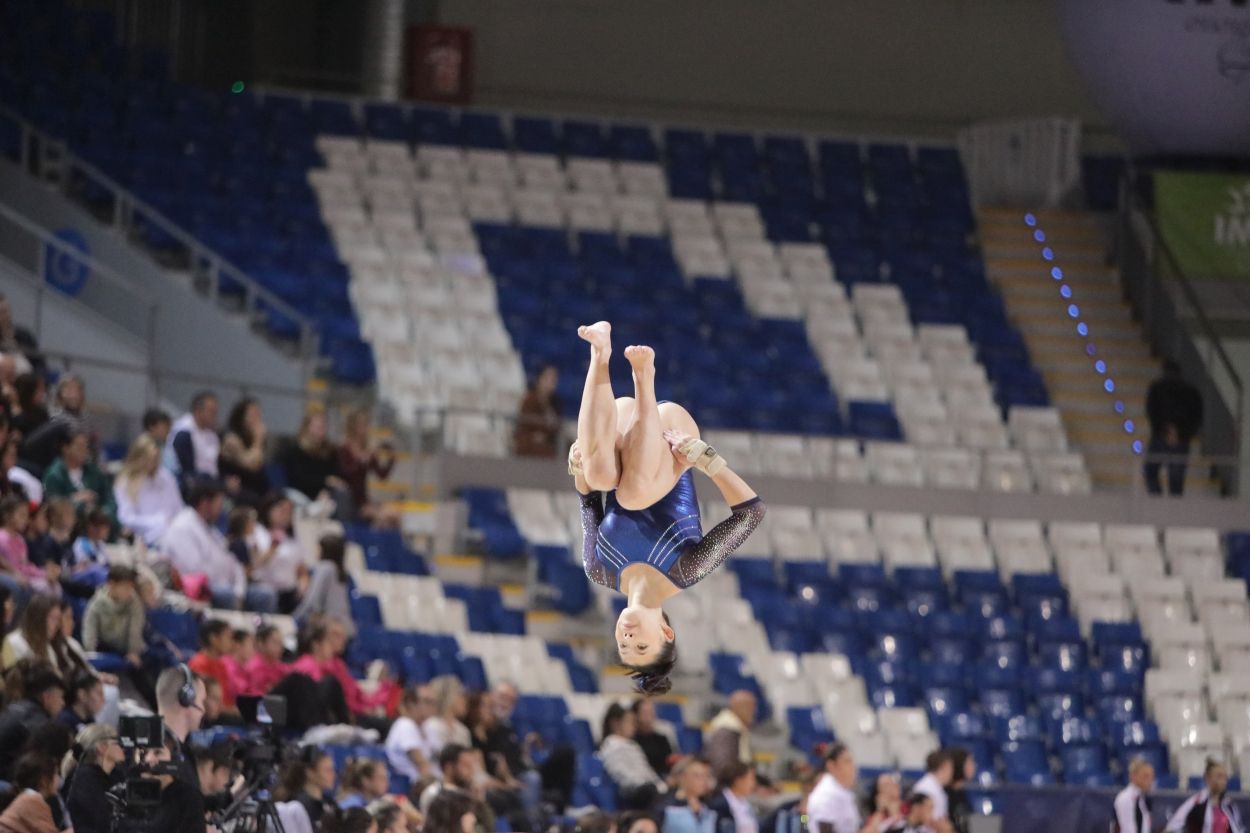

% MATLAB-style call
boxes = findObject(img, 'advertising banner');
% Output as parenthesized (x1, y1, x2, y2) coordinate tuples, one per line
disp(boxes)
(1155, 171, 1250, 279)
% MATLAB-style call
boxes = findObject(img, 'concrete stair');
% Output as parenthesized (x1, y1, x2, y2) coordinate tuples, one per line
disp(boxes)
(976, 207, 1205, 491)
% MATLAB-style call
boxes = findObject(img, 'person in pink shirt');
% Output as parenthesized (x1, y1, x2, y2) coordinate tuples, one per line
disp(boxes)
(221, 628, 255, 699)
(292, 618, 393, 719)
(0, 494, 54, 591)
(241, 623, 290, 696)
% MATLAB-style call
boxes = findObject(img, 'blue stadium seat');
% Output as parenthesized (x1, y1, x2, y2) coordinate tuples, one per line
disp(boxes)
(1002, 741, 1053, 786)
(847, 401, 903, 440)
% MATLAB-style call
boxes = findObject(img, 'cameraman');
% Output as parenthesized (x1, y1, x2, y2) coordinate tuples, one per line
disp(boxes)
(66, 724, 124, 833)
(152, 665, 209, 833)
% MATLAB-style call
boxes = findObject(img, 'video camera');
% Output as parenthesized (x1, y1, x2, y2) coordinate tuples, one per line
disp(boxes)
(213, 694, 295, 833)
(106, 716, 180, 832)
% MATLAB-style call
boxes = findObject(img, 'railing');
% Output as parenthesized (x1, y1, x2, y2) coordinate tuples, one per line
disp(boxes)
(0, 104, 319, 363)
(1117, 167, 1244, 495)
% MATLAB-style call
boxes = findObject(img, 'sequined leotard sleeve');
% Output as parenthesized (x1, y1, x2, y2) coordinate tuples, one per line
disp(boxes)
(666, 497, 767, 589)
(579, 491, 612, 588)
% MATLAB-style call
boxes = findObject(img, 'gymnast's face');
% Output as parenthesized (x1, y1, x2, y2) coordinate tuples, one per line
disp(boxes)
(616, 605, 674, 666)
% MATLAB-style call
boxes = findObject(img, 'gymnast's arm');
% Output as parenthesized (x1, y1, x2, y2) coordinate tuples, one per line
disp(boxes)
(571, 445, 612, 588)
(669, 465, 766, 588)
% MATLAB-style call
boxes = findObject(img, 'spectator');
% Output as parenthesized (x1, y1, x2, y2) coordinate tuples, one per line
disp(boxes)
(68, 509, 111, 587)
(292, 534, 352, 630)
(250, 492, 307, 614)
(617, 812, 659, 833)
(0, 496, 48, 596)
(57, 671, 104, 733)
(2, 594, 60, 669)
(160, 479, 276, 613)
(704, 689, 756, 777)
(199, 674, 240, 728)
(336, 408, 397, 525)
(1165, 757, 1240, 833)
(887, 793, 935, 833)
(26, 500, 71, 588)
(912, 750, 952, 831)
(113, 434, 183, 547)
(705, 760, 758, 833)
(41, 428, 114, 524)
(387, 684, 437, 782)
(464, 690, 530, 826)
(281, 411, 348, 512)
(808, 743, 882, 833)
(662, 756, 717, 833)
(367, 800, 414, 833)
(18, 376, 87, 478)
(0, 294, 41, 373)
(65, 723, 124, 833)
(867, 773, 905, 832)
(423, 675, 472, 756)
(167, 391, 221, 486)
(513, 365, 562, 458)
(141, 408, 172, 448)
(241, 623, 290, 696)
(52, 600, 120, 724)
(81, 566, 145, 664)
(275, 747, 337, 830)
(599, 702, 665, 810)
(487, 680, 574, 812)
(219, 397, 270, 505)
(11, 374, 47, 442)
(418, 744, 492, 830)
(633, 698, 675, 778)
(1145, 360, 1204, 496)
(292, 618, 393, 723)
(422, 790, 478, 833)
(5, 438, 39, 504)
(226, 505, 258, 568)
(222, 628, 254, 698)
(1116, 757, 1155, 833)
(0, 666, 63, 781)
(945, 747, 975, 833)
(338, 758, 390, 809)
(0, 753, 59, 833)
(570, 809, 613, 833)
(187, 619, 238, 711)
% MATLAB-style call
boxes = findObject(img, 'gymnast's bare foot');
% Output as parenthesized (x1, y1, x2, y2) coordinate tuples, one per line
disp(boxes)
(578, 321, 612, 364)
(623, 345, 655, 378)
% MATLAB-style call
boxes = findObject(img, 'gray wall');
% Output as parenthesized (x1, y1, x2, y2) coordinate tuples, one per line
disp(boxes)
(437, 0, 1106, 138)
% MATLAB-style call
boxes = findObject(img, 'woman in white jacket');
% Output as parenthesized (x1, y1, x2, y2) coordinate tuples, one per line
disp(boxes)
(113, 435, 183, 546)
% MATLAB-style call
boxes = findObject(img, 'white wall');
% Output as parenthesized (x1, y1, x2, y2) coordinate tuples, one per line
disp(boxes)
(438, 0, 1105, 138)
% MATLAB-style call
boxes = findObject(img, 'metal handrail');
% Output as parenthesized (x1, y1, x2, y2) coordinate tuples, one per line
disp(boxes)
(0, 103, 318, 360)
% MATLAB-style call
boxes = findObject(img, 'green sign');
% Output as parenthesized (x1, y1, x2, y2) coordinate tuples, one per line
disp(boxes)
(1154, 171, 1250, 279)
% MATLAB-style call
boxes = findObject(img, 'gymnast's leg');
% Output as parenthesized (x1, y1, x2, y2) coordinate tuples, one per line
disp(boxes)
(615, 345, 700, 511)
(575, 321, 620, 492)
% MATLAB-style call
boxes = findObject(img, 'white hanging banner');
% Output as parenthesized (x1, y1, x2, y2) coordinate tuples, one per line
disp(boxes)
(957, 117, 1083, 209)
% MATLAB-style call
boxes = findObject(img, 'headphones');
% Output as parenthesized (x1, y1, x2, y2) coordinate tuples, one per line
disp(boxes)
(176, 663, 197, 708)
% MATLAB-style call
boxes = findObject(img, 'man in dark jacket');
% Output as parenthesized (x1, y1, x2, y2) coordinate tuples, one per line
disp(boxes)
(1144, 361, 1203, 496)
(1165, 758, 1244, 833)
(0, 666, 65, 780)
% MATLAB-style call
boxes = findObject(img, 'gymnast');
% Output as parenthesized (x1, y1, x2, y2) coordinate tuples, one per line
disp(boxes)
(568, 321, 766, 695)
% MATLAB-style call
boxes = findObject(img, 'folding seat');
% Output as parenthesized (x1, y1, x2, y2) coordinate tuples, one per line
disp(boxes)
(1155, 623, 1211, 675)
(563, 192, 614, 232)
(1106, 523, 1160, 555)
(1032, 453, 1092, 495)
(846, 731, 894, 769)
(462, 183, 513, 223)
(465, 149, 516, 187)
(918, 448, 979, 491)
(617, 162, 667, 198)
(611, 195, 665, 236)
(515, 153, 566, 191)
(673, 235, 731, 279)
(665, 196, 714, 226)
(950, 405, 1009, 454)
(754, 434, 814, 478)
(1130, 577, 1192, 638)
(1048, 521, 1103, 555)
(982, 450, 1034, 493)
(864, 442, 925, 489)
(567, 158, 618, 194)
(930, 516, 993, 576)
(989, 520, 1052, 578)
(1003, 741, 1053, 785)
(1218, 699, 1250, 754)
(1008, 406, 1069, 452)
(872, 511, 935, 570)
(714, 204, 768, 240)
(1212, 627, 1250, 672)
(418, 146, 469, 183)
(1194, 580, 1250, 631)
(1171, 550, 1226, 584)
(1174, 723, 1227, 782)
(1165, 526, 1222, 559)
(896, 403, 956, 448)
(445, 413, 509, 457)
(816, 508, 880, 565)
(701, 430, 759, 475)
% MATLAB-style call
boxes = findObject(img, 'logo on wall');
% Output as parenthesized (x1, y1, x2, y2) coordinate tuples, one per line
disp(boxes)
(1214, 181, 1250, 247)
(45, 227, 89, 296)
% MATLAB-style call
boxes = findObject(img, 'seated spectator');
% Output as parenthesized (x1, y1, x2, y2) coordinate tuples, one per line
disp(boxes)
(42, 429, 115, 526)
(387, 684, 437, 782)
(865, 772, 905, 832)
(704, 690, 756, 778)
(19, 375, 88, 477)
(324, 617, 396, 720)
(113, 434, 184, 546)
(167, 391, 220, 489)
(141, 408, 172, 449)
(706, 760, 758, 833)
(945, 747, 974, 833)
(5, 437, 39, 503)
(81, 566, 145, 665)
(0, 293, 42, 373)
(58, 671, 104, 734)
(0, 495, 56, 597)
(292, 534, 351, 631)
(513, 364, 562, 457)
(0, 665, 64, 781)
(281, 411, 348, 514)
(0, 753, 60, 833)
(633, 698, 676, 778)
(66, 723, 124, 833)
(599, 702, 666, 810)
(490, 680, 575, 811)
(241, 623, 289, 696)
(68, 509, 112, 588)
(418, 744, 494, 831)
(2, 594, 60, 669)
(422, 789, 480, 833)
(617, 812, 660, 833)
(423, 675, 472, 757)
(250, 492, 307, 614)
(199, 674, 244, 728)
(11, 374, 47, 441)
(160, 479, 276, 613)
(464, 690, 531, 827)
(889, 793, 935, 833)
(26, 500, 72, 589)
(337, 758, 390, 810)
(53, 600, 120, 724)
(222, 628, 255, 699)
(274, 747, 338, 830)
(187, 619, 239, 712)
(662, 756, 717, 833)
(218, 397, 270, 506)
(336, 408, 397, 526)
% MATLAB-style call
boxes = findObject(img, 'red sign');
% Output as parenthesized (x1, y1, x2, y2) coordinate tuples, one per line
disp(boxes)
(407, 25, 474, 104)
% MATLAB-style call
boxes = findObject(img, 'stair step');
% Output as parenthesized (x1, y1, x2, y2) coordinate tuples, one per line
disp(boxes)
(979, 207, 1110, 230)
(983, 242, 1109, 264)
(987, 261, 1119, 283)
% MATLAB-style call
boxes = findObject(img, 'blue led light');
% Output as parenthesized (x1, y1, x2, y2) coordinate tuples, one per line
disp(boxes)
(1132, 440, 1143, 454)
(1077, 323, 1089, 336)
(1104, 379, 1116, 393)
(1025, 214, 1036, 226)
(1067, 304, 1080, 318)
(1124, 419, 1135, 433)
(1114, 400, 1125, 413)
(1060, 285, 1072, 298)
(1086, 344, 1097, 356)
(1094, 360, 1106, 374)
(1051, 267, 1063, 279)
(1034, 230, 1046, 243)
(1042, 247, 1054, 260)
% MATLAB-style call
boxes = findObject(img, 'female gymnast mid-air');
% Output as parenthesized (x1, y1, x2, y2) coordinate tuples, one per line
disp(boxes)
(568, 321, 766, 695)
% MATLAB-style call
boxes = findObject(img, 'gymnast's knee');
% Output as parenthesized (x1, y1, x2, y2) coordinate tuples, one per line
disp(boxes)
(583, 461, 620, 493)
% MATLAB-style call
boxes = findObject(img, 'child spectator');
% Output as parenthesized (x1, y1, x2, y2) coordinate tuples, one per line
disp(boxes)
(0, 494, 56, 595)
(226, 506, 258, 570)
(250, 493, 307, 614)
(188, 619, 239, 712)
(241, 623, 290, 696)
(70, 509, 112, 587)
(81, 566, 145, 668)
(292, 534, 351, 632)
(27, 499, 73, 578)
(222, 628, 255, 700)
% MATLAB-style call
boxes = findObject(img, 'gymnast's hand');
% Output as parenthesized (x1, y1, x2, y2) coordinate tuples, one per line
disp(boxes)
(663, 429, 697, 470)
